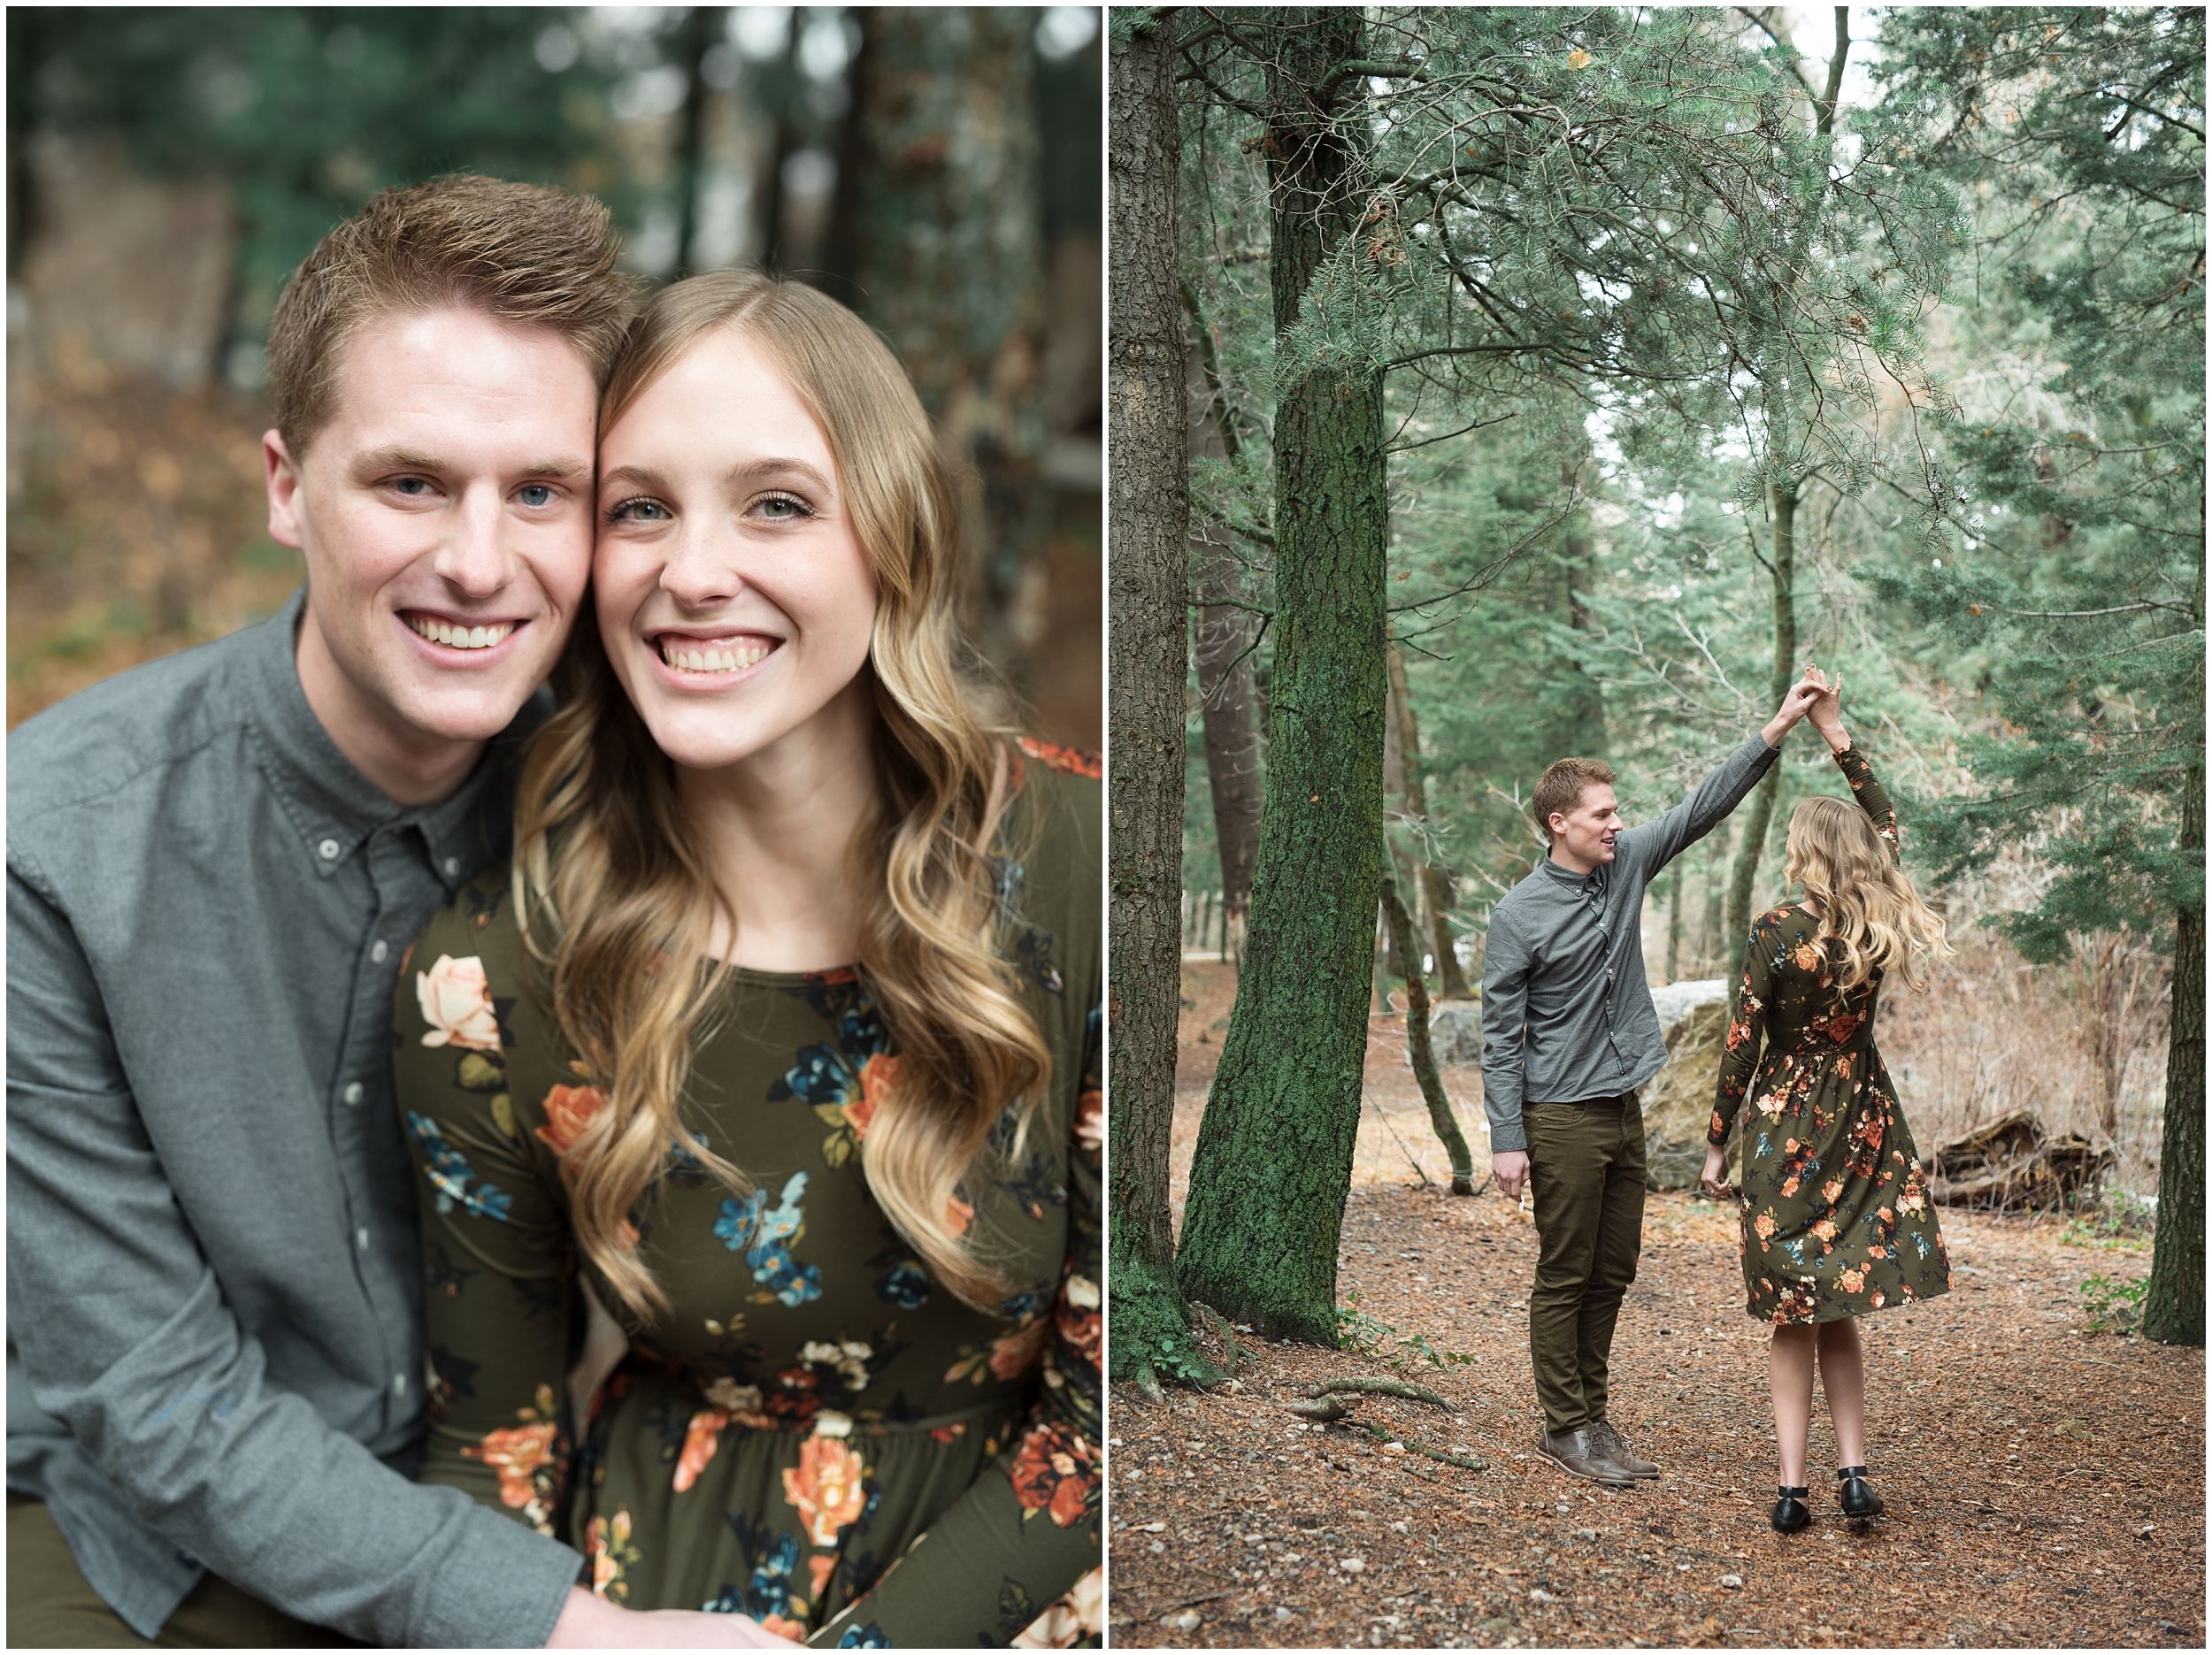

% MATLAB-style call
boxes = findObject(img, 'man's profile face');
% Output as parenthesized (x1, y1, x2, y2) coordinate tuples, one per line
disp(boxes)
(265, 305, 598, 754)
(1549, 783, 1622, 869)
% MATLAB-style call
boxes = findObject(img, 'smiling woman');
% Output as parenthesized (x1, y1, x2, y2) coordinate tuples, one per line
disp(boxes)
(389, 270, 1102, 1649)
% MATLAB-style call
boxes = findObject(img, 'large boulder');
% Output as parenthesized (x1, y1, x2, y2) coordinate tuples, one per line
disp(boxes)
(1640, 981, 1736, 1191)
(1427, 1000, 1483, 1068)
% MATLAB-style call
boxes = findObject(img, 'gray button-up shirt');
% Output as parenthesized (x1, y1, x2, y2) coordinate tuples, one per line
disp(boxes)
(7, 589, 579, 1645)
(1479, 732, 1779, 1151)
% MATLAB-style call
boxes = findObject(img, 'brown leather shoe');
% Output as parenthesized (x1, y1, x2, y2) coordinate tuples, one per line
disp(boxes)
(1589, 1418, 1660, 1479)
(1536, 1426, 1636, 1486)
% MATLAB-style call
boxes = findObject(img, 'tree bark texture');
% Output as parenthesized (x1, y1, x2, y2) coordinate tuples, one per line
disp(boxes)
(1386, 639, 1473, 999)
(828, 9, 1045, 655)
(1177, 8, 1388, 1343)
(1185, 303, 1263, 944)
(1724, 479, 1799, 958)
(1105, 10, 1212, 1390)
(1380, 873, 1476, 1193)
(2144, 768, 2203, 1346)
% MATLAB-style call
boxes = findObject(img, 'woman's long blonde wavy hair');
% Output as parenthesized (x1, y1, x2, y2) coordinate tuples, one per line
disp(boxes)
(1784, 794, 1954, 994)
(512, 270, 1048, 1322)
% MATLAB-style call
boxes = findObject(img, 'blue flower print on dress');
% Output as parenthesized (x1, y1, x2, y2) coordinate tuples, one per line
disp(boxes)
(405, 1113, 513, 1221)
(835, 1624, 889, 1648)
(716, 1172, 823, 1306)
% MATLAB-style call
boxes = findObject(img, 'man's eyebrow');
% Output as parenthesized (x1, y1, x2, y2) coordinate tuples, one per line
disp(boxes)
(356, 446, 445, 474)
(518, 456, 590, 480)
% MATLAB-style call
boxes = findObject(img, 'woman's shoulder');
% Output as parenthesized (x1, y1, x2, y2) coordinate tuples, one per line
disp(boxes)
(1002, 737, 1102, 887)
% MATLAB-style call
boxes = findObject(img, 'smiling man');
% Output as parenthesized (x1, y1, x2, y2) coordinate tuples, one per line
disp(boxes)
(8, 180, 774, 1649)
(1480, 674, 1824, 1489)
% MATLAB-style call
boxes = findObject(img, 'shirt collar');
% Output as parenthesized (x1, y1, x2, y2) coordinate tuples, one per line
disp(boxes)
(242, 586, 530, 887)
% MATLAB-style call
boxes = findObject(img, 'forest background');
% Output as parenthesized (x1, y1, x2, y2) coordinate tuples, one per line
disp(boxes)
(1109, 3, 2204, 1390)
(7, 4, 1105, 750)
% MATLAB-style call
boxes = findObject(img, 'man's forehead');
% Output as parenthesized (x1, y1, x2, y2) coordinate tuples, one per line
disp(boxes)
(1573, 784, 1618, 814)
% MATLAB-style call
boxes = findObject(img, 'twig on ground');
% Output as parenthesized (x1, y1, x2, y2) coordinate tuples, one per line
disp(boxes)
(1351, 1418, 1490, 1471)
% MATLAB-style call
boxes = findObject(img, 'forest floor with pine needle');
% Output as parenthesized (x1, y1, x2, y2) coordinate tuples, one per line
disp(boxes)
(1115, 964, 2205, 1647)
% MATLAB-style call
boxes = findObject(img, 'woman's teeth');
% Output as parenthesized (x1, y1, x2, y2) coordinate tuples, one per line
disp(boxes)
(408, 616, 514, 650)
(660, 640, 772, 673)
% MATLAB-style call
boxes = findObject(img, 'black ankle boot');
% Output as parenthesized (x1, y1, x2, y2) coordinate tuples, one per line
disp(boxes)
(1837, 1464, 1885, 1519)
(1770, 1485, 1811, 1533)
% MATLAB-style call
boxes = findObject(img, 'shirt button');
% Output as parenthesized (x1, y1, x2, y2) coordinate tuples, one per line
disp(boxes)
(355, 1227, 371, 1253)
(442, 856, 460, 877)
(370, 939, 388, 964)
(343, 1083, 364, 1106)
(392, 1373, 408, 1398)
(319, 839, 342, 862)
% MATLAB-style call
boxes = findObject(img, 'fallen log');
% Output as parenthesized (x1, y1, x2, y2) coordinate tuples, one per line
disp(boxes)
(1925, 1109, 2115, 1210)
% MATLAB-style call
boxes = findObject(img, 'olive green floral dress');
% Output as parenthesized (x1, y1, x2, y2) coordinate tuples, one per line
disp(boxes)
(1709, 744, 1953, 1326)
(393, 743, 1102, 1649)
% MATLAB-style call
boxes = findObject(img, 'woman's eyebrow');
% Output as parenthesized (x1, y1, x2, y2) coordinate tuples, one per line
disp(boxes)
(599, 462, 674, 494)
(729, 456, 835, 494)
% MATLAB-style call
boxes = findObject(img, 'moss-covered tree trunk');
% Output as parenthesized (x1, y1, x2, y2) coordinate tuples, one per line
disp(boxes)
(2143, 768, 2203, 1346)
(1724, 478, 1799, 955)
(1386, 639, 1472, 999)
(1105, 9, 1215, 1392)
(1176, 8, 1387, 1343)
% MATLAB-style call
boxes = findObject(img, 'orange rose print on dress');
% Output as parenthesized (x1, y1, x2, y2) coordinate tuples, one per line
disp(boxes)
(764, 1616, 807, 1642)
(1057, 1273, 1102, 1369)
(1009, 1420, 1096, 1528)
(585, 1507, 640, 1600)
(536, 1083, 609, 1156)
(672, 1407, 730, 1492)
(466, 1420, 559, 1510)
(783, 1433, 868, 1545)
(987, 1318, 1052, 1381)
(1015, 736, 1103, 779)
(1793, 943, 1823, 973)
(840, 1051, 900, 1142)
(1012, 1566, 1104, 1648)
(810, 1554, 836, 1604)
(945, 1196, 976, 1236)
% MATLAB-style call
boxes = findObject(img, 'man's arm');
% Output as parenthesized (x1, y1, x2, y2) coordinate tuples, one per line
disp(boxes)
(1478, 906, 1533, 1160)
(6, 864, 581, 1648)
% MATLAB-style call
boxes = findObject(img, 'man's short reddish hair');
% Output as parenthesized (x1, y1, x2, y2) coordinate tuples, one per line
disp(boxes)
(1532, 756, 1617, 841)
(266, 175, 633, 456)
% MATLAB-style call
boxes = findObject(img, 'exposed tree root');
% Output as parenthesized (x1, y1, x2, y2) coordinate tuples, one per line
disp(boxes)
(1308, 1375, 1458, 1411)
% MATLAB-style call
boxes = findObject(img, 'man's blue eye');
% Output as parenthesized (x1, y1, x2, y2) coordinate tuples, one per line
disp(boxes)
(395, 477, 430, 496)
(518, 484, 555, 508)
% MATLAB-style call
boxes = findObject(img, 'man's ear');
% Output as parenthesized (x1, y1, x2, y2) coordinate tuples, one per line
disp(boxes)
(265, 429, 307, 550)
(1547, 812, 1568, 839)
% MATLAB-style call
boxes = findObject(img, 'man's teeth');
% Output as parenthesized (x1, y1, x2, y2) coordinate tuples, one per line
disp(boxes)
(659, 640, 772, 673)
(408, 616, 515, 650)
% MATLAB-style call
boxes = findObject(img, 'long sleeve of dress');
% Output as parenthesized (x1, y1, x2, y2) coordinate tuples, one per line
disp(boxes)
(393, 920, 580, 1542)
(1709, 915, 1779, 1148)
(1832, 744, 1901, 862)
(812, 1007, 1103, 1651)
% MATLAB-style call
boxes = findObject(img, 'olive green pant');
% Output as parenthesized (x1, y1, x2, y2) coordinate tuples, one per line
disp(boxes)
(7, 1493, 353, 1648)
(1524, 1091, 1648, 1435)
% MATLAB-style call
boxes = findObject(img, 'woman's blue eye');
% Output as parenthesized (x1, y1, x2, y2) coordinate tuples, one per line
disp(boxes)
(757, 494, 808, 521)
(607, 496, 671, 524)
(518, 483, 555, 508)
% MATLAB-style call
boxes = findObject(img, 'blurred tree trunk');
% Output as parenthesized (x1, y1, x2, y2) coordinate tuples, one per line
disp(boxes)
(1386, 639, 1472, 999)
(1177, 7, 1388, 1344)
(827, 7, 1045, 665)
(2144, 770, 2204, 1346)
(754, 19, 804, 270)
(1183, 287, 1262, 955)
(1724, 479, 1798, 954)
(672, 5, 724, 275)
(1106, 7, 1216, 1395)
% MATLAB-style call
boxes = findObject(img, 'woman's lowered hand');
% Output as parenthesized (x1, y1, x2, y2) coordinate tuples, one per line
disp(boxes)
(1699, 1145, 1736, 1203)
